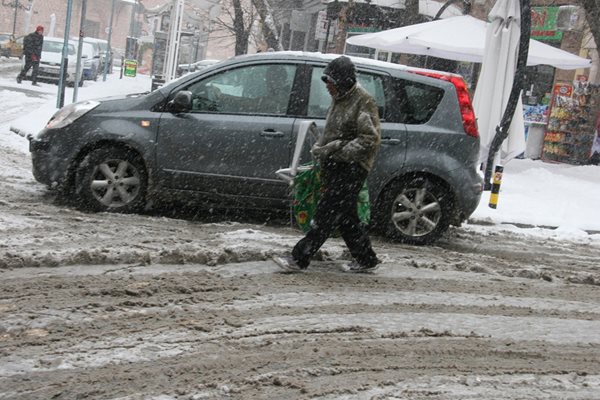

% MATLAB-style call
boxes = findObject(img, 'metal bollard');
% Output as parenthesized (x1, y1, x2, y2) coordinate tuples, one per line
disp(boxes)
(488, 165, 504, 209)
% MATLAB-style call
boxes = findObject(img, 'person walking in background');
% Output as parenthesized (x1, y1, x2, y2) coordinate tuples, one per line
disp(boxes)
(17, 25, 44, 86)
(274, 56, 382, 273)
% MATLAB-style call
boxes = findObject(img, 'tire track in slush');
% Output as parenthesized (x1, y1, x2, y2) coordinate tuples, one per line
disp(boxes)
(1, 260, 599, 399)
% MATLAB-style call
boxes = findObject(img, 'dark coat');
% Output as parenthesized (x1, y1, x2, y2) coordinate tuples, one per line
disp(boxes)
(23, 31, 43, 60)
(312, 56, 381, 172)
(313, 83, 381, 172)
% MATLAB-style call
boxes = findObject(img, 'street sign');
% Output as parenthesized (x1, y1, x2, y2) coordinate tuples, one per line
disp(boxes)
(124, 59, 138, 77)
(315, 11, 337, 41)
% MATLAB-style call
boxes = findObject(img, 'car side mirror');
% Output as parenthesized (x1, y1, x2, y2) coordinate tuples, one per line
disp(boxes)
(82, 54, 88, 59)
(169, 90, 193, 112)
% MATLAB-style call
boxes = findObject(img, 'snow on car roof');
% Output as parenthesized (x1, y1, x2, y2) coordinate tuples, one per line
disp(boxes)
(226, 51, 461, 78)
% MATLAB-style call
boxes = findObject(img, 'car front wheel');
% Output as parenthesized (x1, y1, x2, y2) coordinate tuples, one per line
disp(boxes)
(75, 146, 147, 213)
(377, 176, 453, 245)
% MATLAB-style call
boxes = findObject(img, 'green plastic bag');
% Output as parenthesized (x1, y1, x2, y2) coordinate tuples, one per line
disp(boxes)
(292, 163, 370, 233)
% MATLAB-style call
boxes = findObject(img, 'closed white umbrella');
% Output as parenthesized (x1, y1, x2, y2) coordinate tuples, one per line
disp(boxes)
(472, 0, 525, 167)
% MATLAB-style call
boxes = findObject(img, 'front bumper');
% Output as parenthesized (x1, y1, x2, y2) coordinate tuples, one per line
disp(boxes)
(29, 133, 72, 189)
(38, 63, 76, 83)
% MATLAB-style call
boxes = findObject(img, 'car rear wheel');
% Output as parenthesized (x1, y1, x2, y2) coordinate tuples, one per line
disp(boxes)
(75, 146, 147, 213)
(377, 176, 452, 245)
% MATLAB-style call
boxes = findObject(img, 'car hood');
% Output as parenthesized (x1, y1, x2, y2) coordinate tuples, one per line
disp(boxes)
(42, 51, 76, 64)
(91, 90, 165, 112)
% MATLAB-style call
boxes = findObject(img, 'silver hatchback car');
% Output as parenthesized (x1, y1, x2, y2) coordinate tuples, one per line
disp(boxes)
(30, 52, 482, 245)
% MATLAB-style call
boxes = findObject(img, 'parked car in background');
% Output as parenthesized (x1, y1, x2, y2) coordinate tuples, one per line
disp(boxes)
(83, 37, 112, 73)
(0, 33, 23, 58)
(29, 52, 483, 245)
(37, 37, 83, 86)
(111, 47, 125, 69)
(80, 41, 100, 80)
(176, 59, 221, 77)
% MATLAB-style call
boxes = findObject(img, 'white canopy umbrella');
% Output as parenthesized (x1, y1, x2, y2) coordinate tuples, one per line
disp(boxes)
(345, 15, 592, 70)
(472, 0, 524, 166)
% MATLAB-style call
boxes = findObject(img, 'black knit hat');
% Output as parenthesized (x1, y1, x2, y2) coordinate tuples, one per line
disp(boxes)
(321, 56, 356, 95)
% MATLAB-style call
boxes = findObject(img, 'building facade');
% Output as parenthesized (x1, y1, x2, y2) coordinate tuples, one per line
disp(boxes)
(2, 0, 141, 54)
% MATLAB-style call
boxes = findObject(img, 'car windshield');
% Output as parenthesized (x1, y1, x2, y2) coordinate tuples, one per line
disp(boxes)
(81, 43, 95, 57)
(84, 41, 99, 53)
(43, 41, 75, 55)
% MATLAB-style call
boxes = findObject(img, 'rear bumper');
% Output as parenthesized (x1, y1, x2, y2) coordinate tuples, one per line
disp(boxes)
(453, 167, 483, 223)
(83, 68, 94, 79)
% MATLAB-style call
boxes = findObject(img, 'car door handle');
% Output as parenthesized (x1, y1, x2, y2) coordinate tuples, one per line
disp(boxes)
(381, 138, 401, 145)
(260, 130, 284, 138)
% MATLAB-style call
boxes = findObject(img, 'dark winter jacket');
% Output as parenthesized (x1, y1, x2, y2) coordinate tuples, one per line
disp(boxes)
(312, 83, 381, 172)
(313, 56, 381, 172)
(23, 31, 43, 61)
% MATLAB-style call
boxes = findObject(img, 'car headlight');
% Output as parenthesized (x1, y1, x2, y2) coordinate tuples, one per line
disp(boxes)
(46, 100, 100, 129)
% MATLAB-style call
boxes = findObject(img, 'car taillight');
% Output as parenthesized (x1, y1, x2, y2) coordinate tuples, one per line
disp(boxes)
(410, 70, 479, 138)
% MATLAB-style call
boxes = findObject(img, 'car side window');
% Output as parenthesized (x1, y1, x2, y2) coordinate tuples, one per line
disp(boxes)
(186, 64, 297, 115)
(307, 67, 386, 119)
(392, 78, 444, 124)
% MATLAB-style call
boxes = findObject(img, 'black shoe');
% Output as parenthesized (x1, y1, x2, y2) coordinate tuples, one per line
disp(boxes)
(16, 75, 22, 84)
(272, 256, 306, 273)
(31, 82, 40, 86)
(343, 259, 381, 273)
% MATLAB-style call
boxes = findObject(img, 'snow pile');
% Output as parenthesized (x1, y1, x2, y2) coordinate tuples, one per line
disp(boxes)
(470, 159, 600, 235)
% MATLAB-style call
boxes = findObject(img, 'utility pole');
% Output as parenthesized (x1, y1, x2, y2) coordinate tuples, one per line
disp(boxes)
(12, 0, 19, 36)
(57, 0, 74, 109)
(103, 0, 116, 82)
(129, 0, 137, 37)
(74, 0, 87, 103)
(164, 0, 185, 82)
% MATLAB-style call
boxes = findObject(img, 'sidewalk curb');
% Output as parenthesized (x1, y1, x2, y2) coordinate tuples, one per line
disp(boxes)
(467, 218, 600, 235)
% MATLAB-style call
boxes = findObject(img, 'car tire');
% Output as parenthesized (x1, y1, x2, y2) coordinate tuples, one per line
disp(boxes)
(75, 146, 147, 213)
(376, 175, 453, 245)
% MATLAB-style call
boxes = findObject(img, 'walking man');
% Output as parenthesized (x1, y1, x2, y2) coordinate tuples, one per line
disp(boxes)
(274, 56, 382, 273)
(17, 25, 44, 86)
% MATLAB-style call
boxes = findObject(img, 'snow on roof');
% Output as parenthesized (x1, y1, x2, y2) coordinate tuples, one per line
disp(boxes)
(227, 51, 461, 79)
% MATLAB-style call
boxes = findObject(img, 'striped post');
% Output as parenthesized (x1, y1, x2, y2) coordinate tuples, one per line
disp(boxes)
(488, 165, 504, 209)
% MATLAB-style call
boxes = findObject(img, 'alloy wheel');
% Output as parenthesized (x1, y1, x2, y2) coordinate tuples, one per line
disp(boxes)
(89, 159, 141, 208)
(390, 187, 442, 237)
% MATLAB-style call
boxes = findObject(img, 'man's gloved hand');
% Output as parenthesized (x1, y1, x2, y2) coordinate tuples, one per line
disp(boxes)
(311, 140, 344, 161)
(31, 55, 38, 62)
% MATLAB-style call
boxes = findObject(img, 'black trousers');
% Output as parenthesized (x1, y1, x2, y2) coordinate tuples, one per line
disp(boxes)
(292, 160, 378, 268)
(19, 57, 40, 83)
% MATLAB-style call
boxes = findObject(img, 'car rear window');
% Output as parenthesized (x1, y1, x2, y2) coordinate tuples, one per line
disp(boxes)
(391, 78, 444, 125)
